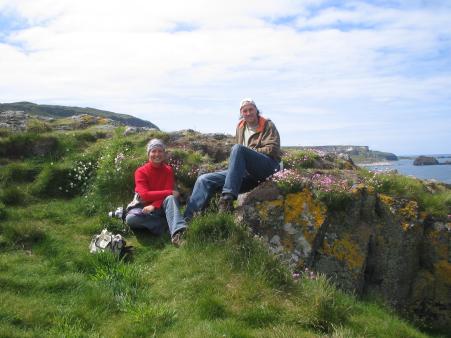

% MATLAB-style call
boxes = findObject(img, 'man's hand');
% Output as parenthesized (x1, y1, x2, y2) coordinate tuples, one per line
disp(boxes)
(142, 205, 156, 214)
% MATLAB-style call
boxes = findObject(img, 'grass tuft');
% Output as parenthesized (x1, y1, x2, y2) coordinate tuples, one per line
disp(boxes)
(0, 186, 30, 206)
(187, 212, 236, 244)
(197, 296, 228, 320)
(0, 221, 46, 249)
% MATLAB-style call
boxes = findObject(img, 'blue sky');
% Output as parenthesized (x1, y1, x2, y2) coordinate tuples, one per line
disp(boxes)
(0, 0, 450, 155)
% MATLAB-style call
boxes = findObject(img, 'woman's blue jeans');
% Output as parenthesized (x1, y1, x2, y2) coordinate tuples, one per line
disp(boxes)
(184, 144, 280, 220)
(125, 195, 186, 237)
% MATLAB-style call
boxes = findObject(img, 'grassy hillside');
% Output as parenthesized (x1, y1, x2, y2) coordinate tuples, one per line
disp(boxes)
(0, 127, 447, 337)
(0, 101, 158, 129)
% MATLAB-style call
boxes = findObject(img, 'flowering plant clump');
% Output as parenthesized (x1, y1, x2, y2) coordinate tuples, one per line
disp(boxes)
(63, 158, 97, 195)
(166, 148, 204, 188)
(310, 173, 350, 192)
(284, 149, 325, 170)
(309, 172, 354, 210)
(268, 166, 356, 211)
(363, 171, 385, 191)
(90, 141, 144, 207)
(268, 169, 307, 193)
(166, 157, 200, 186)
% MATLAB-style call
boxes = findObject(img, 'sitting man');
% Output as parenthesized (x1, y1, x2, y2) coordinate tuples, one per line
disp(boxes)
(126, 139, 187, 246)
(184, 98, 282, 220)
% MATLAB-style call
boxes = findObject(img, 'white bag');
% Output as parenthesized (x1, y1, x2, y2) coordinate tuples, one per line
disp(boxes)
(89, 229, 125, 255)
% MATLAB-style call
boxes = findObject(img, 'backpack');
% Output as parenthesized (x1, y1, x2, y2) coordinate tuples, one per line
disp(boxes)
(89, 229, 126, 255)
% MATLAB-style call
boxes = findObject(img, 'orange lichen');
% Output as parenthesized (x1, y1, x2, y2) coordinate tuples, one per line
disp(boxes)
(399, 200, 418, 220)
(401, 222, 411, 231)
(284, 190, 326, 228)
(256, 199, 284, 222)
(379, 194, 394, 206)
(350, 183, 366, 194)
(322, 235, 365, 271)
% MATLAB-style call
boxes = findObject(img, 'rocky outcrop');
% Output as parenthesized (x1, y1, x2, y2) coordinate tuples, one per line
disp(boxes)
(0, 101, 158, 129)
(169, 130, 235, 163)
(123, 126, 158, 136)
(0, 111, 29, 131)
(292, 145, 398, 162)
(236, 182, 451, 330)
(70, 114, 116, 129)
(414, 156, 439, 166)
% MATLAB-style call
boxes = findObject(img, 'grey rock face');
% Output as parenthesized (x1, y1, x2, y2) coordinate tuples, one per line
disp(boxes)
(237, 182, 451, 330)
(123, 126, 157, 136)
(0, 110, 29, 131)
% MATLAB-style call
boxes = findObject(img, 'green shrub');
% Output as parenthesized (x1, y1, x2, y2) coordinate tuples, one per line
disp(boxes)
(0, 132, 61, 159)
(284, 150, 322, 170)
(0, 127, 11, 137)
(315, 190, 354, 211)
(91, 146, 144, 207)
(73, 130, 109, 144)
(0, 201, 7, 220)
(420, 191, 451, 218)
(0, 221, 46, 248)
(167, 148, 204, 188)
(31, 164, 74, 198)
(27, 119, 52, 133)
(0, 186, 29, 206)
(0, 162, 41, 184)
(362, 170, 451, 218)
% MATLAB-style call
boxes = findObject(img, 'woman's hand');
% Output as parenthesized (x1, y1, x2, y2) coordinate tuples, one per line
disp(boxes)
(142, 205, 156, 214)
(172, 190, 180, 199)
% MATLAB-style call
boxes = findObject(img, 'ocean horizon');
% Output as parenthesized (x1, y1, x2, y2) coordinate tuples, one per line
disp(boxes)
(360, 154, 451, 184)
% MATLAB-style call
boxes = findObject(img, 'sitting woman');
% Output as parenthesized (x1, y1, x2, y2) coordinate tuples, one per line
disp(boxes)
(125, 138, 186, 246)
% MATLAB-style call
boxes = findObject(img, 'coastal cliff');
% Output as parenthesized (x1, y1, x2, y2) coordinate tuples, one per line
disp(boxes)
(236, 180, 450, 330)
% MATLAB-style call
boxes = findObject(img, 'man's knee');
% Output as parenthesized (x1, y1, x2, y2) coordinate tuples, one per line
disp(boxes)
(231, 144, 245, 154)
(196, 173, 213, 187)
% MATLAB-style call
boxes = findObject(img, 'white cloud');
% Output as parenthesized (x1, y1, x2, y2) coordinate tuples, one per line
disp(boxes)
(0, 0, 450, 153)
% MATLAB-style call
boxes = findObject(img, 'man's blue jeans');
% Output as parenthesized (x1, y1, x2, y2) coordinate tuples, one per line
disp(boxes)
(184, 144, 280, 220)
(126, 195, 186, 237)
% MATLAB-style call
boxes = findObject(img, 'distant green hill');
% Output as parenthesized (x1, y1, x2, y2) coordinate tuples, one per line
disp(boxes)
(0, 101, 158, 129)
(284, 145, 398, 163)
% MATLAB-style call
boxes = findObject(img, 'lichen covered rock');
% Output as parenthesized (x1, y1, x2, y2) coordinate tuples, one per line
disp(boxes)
(236, 181, 451, 330)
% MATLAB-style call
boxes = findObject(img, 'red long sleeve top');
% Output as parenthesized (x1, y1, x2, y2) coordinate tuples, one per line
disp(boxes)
(134, 162, 174, 209)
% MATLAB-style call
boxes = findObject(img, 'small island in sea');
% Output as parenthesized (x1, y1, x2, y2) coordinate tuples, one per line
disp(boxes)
(413, 155, 451, 166)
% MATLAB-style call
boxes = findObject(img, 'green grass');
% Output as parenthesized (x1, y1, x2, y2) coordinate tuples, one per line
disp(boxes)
(0, 128, 446, 337)
(0, 197, 438, 337)
(360, 169, 451, 218)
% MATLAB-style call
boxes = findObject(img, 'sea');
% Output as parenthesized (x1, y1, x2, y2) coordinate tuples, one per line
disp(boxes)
(359, 155, 451, 184)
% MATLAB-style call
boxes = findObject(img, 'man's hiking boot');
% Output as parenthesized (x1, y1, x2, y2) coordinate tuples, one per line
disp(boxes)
(171, 230, 186, 247)
(218, 195, 234, 213)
